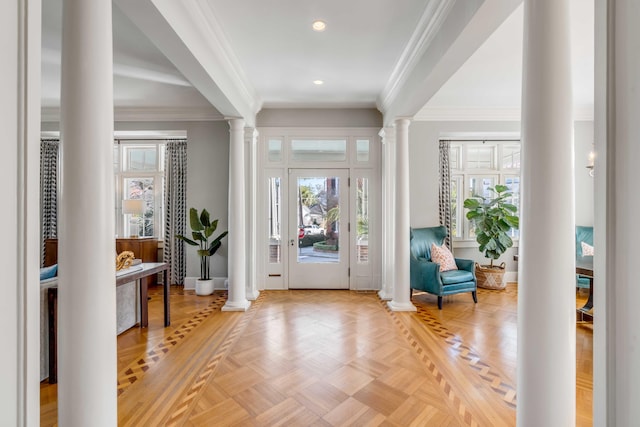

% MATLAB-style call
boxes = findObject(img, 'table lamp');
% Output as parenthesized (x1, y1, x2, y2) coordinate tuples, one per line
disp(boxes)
(122, 199, 145, 237)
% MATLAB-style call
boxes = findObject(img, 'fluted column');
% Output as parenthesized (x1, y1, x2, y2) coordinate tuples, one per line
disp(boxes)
(223, 119, 250, 311)
(378, 127, 395, 301)
(387, 119, 416, 312)
(517, 0, 575, 425)
(245, 126, 260, 300)
(58, 0, 117, 425)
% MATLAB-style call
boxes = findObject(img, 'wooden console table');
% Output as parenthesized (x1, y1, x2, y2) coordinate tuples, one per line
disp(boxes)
(44, 237, 160, 285)
(48, 262, 170, 384)
(576, 259, 594, 322)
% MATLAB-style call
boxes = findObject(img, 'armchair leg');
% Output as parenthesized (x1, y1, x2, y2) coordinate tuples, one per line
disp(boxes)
(472, 291, 478, 304)
(410, 288, 413, 300)
(437, 296, 443, 310)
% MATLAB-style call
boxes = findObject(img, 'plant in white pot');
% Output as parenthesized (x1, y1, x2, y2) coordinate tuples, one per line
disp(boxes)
(176, 208, 228, 296)
(463, 184, 519, 289)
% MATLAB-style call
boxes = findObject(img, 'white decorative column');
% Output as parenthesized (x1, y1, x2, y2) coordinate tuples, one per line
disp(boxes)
(245, 126, 260, 300)
(387, 119, 416, 312)
(517, 0, 575, 425)
(58, 0, 117, 425)
(594, 0, 640, 424)
(378, 127, 395, 301)
(223, 118, 251, 311)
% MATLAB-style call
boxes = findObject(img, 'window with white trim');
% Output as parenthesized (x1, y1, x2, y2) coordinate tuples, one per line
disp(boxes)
(114, 141, 166, 238)
(449, 140, 521, 241)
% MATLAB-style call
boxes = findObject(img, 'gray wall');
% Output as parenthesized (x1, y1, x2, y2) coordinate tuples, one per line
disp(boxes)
(409, 120, 595, 274)
(42, 120, 231, 279)
(115, 121, 230, 279)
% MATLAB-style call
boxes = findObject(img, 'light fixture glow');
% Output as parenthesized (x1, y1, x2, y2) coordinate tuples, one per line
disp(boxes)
(312, 20, 326, 32)
(313, 80, 324, 85)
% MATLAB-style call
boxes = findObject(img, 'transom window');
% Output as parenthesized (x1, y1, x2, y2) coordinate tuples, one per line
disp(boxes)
(448, 140, 521, 241)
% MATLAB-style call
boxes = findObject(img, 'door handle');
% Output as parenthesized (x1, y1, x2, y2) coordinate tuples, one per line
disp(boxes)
(290, 239, 295, 246)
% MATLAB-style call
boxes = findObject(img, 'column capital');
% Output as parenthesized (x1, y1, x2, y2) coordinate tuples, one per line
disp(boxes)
(244, 126, 259, 143)
(393, 117, 412, 129)
(227, 117, 246, 130)
(379, 126, 396, 144)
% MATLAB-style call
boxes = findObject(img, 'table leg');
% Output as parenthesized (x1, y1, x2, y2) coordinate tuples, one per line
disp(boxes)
(48, 287, 58, 384)
(163, 269, 170, 327)
(579, 277, 594, 311)
(140, 277, 149, 328)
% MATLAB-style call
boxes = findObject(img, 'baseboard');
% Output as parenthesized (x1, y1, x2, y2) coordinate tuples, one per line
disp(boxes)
(184, 276, 228, 290)
(505, 271, 518, 283)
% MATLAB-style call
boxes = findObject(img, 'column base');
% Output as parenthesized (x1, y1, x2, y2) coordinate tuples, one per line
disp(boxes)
(222, 300, 251, 312)
(378, 289, 393, 301)
(246, 289, 260, 301)
(387, 300, 417, 312)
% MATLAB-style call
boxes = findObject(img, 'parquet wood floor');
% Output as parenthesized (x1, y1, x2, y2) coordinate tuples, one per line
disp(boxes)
(40, 284, 593, 426)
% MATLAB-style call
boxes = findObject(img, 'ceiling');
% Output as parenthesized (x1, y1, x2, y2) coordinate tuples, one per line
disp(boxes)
(41, 0, 593, 124)
(422, 0, 594, 120)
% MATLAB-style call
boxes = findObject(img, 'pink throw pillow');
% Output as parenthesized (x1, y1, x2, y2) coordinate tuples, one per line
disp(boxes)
(430, 243, 458, 272)
(581, 241, 594, 256)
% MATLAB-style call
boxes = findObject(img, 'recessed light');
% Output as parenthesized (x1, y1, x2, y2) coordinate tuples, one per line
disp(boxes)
(313, 80, 324, 85)
(312, 20, 326, 32)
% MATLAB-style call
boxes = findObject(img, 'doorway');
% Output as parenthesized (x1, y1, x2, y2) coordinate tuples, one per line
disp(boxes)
(288, 169, 349, 289)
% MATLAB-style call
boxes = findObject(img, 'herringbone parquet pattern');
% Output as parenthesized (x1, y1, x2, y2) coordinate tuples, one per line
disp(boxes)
(40, 284, 593, 426)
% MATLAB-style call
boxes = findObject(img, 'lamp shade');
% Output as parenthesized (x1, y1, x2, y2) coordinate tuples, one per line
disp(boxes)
(122, 199, 145, 215)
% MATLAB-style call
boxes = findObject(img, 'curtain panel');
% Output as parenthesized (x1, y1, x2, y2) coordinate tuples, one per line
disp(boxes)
(438, 140, 452, 249)
(40, 139, 59, 266)
(164, 139, 187, 285)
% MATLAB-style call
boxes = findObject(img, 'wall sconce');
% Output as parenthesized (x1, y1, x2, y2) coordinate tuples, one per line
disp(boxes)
(122, 199, 145, 237)
(586, 148, 595, 177)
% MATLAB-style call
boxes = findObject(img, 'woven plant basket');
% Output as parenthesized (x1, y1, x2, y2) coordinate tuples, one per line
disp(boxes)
(475, 262, 507, 290)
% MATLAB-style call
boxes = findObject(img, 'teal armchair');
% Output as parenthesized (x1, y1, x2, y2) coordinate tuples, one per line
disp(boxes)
(410, 226, 477, 309)
(576, 226, 593, 289)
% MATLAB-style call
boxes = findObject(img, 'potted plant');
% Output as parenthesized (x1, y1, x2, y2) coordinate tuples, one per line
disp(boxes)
(463, 184, 519, 289)
(176, 208, 228, 296)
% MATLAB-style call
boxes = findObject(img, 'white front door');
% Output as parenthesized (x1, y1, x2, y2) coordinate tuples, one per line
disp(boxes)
(288, 169, 349, 289)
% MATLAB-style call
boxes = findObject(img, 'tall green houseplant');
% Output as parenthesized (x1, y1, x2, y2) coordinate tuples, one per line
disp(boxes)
(463, 185, 519, 267)
(176, 208, 228, 280)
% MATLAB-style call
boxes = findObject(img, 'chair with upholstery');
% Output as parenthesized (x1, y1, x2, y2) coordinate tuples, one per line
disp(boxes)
(576, 225, 594, 289)
(410, 226, 477, 309)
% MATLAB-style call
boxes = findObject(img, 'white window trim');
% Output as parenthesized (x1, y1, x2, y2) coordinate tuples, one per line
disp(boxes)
(114, 140, 166, 239)
(448, 139, 521, 247)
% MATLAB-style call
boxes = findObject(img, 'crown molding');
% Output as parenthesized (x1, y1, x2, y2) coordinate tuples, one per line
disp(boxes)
(378, 0, 456, 114)
(41, 106, 225, 122)
(414, 105, 594, 122)
(189, 0, 262, 114)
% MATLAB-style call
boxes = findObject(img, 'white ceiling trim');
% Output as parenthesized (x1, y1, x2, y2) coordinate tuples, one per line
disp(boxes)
(188, 0, 261, 112)
(377, 0, 456, 114)
(41, 106, 224, 122)
(415, 105, 594, 122)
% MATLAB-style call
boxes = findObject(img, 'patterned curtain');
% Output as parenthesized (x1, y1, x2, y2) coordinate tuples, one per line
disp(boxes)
(164, 139, 187, 285)
(438, 140, 452, 249)
(40, 139, 60, 266)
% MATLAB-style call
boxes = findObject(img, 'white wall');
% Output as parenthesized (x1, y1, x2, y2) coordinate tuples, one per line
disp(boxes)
(409, 120, 594, 275)
(574, 121, 595, 227)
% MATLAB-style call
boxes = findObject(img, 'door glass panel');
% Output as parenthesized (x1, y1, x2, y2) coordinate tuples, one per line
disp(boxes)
(296, 176, 340, 263)
(268, 177, 282, 263)
(356, 178, 369, 263)
(268, 139, 283, 162)
(291, 139, 347, 161)
(356, 139, 370, 162)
